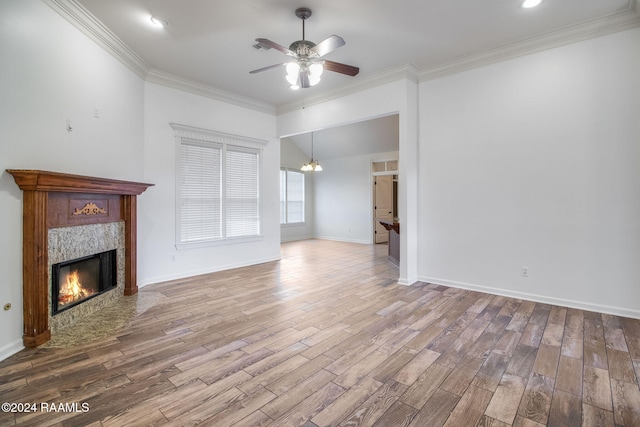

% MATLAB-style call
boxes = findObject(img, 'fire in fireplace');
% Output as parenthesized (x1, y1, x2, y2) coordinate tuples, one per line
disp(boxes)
(51, 250, 117, 314)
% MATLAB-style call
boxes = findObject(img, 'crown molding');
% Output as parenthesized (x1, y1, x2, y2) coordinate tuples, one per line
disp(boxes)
(419, 1, 640, 81)
(43, 0, 639, 115)
(42, 0, 276, 115)
(276, 64, 420, 115)
(279, 3, 640, 112)
(146, 70, 276, 115)
(42, 0, 150, 78)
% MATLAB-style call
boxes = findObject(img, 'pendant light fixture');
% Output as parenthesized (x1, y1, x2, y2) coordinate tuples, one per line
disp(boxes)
(301, 132, 322, 172)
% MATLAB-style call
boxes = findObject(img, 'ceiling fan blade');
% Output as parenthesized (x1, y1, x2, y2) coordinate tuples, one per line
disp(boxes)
(310, 35, 345, 57)
(255, 38, 295, 56)
(249, 63, 286, 74)
(324, 60, 360, 76)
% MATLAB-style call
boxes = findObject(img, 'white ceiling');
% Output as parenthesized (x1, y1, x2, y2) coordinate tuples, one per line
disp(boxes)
(74, 0, 637, 110)
(284, 114, 399, 160)
(63, 0, 637, 159)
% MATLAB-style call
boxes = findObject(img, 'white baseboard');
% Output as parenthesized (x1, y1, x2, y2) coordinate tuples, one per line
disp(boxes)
(280, 236, 313, 243)
(314, 236, 372, 245)
(0, 339, 24, 362)
(419, 276, 640, 320)
(138, 255, 282, 288)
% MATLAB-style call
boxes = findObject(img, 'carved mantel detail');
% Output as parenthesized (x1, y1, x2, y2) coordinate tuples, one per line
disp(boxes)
(7, 169, 153, 347)
(72, 202, 107, 216)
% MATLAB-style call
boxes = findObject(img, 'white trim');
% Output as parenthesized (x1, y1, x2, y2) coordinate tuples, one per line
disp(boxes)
(45, 0, 640, 113)
(419, 2, 640, 81)
(42, 0, 276, 115)
(147, 70, 276, 115)
(281, 235, 313, 243)
(397, 278, 412, 286)
(419, 276, 640, 320)
(277, 64, 420, 114)
(170, 123, 268, 149)
(175, 235, 263, 251)
(313, 236, 372, 245)
(0, 339, 24, 362)
(42, 0, 150, 78)
(138, 255, 282, 288)
(372, 171, 399, 177)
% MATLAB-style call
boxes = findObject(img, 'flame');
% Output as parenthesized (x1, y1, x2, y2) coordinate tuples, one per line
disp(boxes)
(59, 270, 95, 306)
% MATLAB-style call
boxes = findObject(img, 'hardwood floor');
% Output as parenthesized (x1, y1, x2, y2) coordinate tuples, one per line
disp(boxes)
(1, 239, 640, 426)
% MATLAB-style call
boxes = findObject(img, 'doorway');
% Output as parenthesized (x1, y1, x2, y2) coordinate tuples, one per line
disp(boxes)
(372, 160, 398, 244)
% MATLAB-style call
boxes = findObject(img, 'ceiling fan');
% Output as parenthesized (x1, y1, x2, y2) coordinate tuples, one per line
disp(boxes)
(250, 7, 359, 90)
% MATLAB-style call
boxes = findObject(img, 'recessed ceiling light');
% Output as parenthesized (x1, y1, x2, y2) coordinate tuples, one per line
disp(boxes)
(522, 0, 543, 8)
(149, 16, 168, 28)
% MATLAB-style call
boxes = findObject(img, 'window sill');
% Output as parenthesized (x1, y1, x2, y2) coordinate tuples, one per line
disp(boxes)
(176, 235, 263, 250)
(281, 222, 306, 227)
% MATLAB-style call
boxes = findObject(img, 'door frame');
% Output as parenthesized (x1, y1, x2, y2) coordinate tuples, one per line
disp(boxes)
(371, 159, 398, 245)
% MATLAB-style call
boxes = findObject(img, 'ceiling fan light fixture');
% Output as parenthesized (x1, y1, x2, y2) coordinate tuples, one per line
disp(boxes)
(286, 62, 301, 88)
(286, 62, 300, 77)
(309, 63, 323, 77)
(522, 0, 542, 8)
(308, 62, 323, 86)
(308, 74, 321, 86)
(250, 8, 359, 89)
(286, 72, 298, 85)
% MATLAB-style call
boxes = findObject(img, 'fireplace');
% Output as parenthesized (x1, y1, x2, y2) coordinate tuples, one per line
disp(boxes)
(7, 169, 153, 347)
(52, 250, 117, 315)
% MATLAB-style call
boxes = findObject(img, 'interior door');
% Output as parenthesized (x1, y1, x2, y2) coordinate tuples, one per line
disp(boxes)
(374, 175, 393, 243)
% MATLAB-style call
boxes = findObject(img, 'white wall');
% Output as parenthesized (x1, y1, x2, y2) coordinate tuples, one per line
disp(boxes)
(280, 138, 314, 242)
(0, 1, 281, 361)
(314, 151, 399, 244)
(139, 82, 280, 286)
(418, 27, 640, 317)
(0, 1, 145, 359)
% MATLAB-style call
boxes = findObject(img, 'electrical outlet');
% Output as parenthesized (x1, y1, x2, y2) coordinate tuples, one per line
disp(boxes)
(521, 266, 529, 277)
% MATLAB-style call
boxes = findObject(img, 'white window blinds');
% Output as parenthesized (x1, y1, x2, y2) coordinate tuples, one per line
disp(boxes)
(280, 170, 287, 224)
(179, 140, 222, 242)
(172, 124, 266, 247)
(226, 148, 260, 238)
(280, 168, 305, 224)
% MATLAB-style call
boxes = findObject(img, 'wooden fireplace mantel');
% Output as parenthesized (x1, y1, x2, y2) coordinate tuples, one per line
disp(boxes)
(7, 169, 153, 347)
(7, 169, 153, 195)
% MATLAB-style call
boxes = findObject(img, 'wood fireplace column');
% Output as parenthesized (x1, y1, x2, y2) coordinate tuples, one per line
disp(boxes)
(123, 194, 138, 296)
(22, 190, 51, 347)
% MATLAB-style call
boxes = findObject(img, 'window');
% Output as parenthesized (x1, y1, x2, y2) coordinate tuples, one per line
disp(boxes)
(280, 168, 305, 224)
(172, 124, 266, 248)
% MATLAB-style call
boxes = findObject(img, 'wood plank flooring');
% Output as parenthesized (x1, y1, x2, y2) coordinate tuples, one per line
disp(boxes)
(1, 239, 640, 426)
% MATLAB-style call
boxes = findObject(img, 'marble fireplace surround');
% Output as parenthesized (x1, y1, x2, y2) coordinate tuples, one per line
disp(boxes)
(7, 170, 153, 348)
